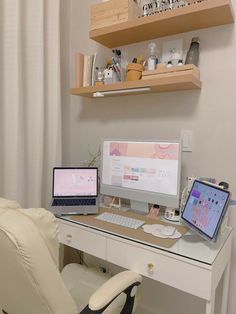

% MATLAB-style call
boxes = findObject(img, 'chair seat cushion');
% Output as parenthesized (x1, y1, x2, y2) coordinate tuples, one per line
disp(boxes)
(61, 263, 126, 313)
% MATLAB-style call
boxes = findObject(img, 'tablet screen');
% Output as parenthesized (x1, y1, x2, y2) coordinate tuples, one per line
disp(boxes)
(181, 180, 230, 241)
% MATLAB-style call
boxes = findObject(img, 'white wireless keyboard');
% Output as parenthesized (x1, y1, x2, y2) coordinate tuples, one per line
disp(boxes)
(96, 212, 145, 230)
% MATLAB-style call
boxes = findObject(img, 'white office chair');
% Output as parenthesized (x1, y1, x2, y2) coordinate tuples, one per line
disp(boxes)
(0, 198, 142, 314)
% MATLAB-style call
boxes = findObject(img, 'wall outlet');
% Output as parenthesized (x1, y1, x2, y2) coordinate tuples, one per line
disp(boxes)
(181, 130, 193, 152)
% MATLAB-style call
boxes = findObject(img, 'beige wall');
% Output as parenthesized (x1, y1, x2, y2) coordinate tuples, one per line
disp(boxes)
(61, 1, 236, 313)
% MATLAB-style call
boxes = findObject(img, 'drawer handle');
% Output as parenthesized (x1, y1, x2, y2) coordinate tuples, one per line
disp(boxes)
(66, 234, 72, 241)
(147, 263, 154, 274)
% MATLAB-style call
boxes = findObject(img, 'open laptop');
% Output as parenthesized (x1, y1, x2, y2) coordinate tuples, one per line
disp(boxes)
(50, 167, 99, 216)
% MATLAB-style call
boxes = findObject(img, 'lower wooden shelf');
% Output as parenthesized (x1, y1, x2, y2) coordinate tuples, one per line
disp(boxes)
(70, 70, 202, 98)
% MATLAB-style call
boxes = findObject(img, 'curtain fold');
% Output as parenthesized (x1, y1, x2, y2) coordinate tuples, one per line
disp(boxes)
(0, 0, 61, 208)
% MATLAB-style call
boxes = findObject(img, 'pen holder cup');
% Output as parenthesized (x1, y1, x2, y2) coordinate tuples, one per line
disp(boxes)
(126, 63, 144, 81)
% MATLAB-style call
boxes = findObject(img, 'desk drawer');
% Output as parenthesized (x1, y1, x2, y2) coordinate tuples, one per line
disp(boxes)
(107, 238, 212, 300)
(58, 221, 106, 260)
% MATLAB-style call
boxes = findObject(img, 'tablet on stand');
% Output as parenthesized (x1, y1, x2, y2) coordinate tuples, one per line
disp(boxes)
(181, 180, 231, 243)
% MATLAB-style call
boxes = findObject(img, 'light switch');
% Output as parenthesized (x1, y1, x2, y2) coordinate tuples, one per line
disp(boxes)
(181, 130, 193, 152)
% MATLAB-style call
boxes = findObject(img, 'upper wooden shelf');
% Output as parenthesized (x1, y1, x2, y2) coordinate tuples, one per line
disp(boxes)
(89, 0, 235, 48)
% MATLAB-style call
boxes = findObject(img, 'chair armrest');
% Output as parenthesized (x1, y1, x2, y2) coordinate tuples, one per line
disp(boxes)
(88, 270, 142, 312)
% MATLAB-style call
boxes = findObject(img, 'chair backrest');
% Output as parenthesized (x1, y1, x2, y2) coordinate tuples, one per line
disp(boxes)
(0, 206, 77, 314)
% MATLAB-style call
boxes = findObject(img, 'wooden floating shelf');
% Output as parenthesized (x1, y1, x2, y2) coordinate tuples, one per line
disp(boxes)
(89, 0, 235, 48)
(70, 71, 202, 98)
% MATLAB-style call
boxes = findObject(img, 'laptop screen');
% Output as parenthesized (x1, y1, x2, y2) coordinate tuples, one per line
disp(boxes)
(53, 168, 98, 197)
(181, 180, 230, 241)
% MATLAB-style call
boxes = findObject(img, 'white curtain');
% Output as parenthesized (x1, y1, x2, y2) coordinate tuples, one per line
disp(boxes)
(0, 0, 62, 208)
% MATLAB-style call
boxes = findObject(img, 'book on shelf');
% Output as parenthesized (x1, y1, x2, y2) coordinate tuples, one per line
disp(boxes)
(91, 52, 97, 87)
(75, 52, 84, 88)
(83, 54, 94, 87)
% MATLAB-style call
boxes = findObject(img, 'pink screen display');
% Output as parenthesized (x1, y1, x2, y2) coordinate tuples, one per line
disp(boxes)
(53, 169, 97, 197)
(109, 142, 179, 160)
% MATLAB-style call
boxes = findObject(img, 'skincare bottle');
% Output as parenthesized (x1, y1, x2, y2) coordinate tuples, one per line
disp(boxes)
(147, 42, 158, 71)
(185, 37, 200, 66)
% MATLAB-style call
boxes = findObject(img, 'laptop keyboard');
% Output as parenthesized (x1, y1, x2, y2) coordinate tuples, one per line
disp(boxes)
(52, 198, 96, 207)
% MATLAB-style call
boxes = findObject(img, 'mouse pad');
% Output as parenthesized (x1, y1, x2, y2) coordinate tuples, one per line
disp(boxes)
(69, 207, 189, 249)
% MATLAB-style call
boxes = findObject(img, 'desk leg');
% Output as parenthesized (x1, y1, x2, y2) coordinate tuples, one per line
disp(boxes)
(206, 293, 215, 314)
(221, 260, 231, 314)
(206, 258, 231, 314)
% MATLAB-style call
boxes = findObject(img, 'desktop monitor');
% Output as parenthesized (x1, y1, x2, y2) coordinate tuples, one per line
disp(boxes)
(181, 180, 231, 242)
(100, 140, 182, 213)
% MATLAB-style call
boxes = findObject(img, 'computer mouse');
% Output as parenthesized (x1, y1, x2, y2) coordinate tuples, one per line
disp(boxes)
(161, 226, 176, 236)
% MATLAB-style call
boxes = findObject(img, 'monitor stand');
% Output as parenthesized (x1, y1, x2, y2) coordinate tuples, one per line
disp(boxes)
(130, 200, 149, 215)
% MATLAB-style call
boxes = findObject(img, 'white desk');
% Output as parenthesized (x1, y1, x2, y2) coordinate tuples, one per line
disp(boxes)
(58, 214, 232, 314)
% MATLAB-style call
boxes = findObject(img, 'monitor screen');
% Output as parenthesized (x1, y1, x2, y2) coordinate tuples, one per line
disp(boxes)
(181, 180, 230, 241)
(101, 140, 181, 211)
(53, 168, 98, 197)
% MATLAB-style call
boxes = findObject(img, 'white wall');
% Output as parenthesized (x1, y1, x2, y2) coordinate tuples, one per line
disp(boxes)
(61, 1, 236, 313)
